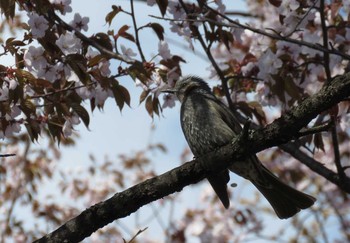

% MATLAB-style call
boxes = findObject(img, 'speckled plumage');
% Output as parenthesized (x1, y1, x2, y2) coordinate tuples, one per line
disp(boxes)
(165, 76, 316, 219)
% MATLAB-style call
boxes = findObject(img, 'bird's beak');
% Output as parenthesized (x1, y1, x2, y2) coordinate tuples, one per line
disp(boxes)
(160, 87, 176, 93)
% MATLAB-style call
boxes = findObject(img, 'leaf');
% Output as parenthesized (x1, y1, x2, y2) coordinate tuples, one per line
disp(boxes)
(65, 54, 90, 85)
(248, 101, 266, 124)
(116, 25, 135, 42)
(152, 96, 161, 116)
(313, 133, 325, 151)
(139, 89, 150, 104)
(145, 95, 153, 118)
(25, 119, 41, 142)
(119, 85, 131, 107)
(0, 0, 15, 19)
(269, 0, 282, 7)
(105, 5, 121, 26)
(150, 23, 164, 40)
(111, 82, 131, 111)
(20, 99, 36, 117)
(88, 55, 106, 67)
(128, 61, 151, 83)
(90, 33, 113, 51)
(55, 103, 70, 117)
(71, 103, 90, 128)
(156, 0, 168, 16)
(15, 69, 36, 85)
(48, 116, 64, 142)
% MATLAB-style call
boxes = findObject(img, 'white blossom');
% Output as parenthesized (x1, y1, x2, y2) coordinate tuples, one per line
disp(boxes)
(24, 46, 46, 70)
(69, 13, 89, 32)
(28, 13, 49, 38)
(257, 49, 283, 80)
(50, 0, 72, 14)
(63, 113, 80, 137)
(158, 41, 172, 60)
(162, 94, 176, 109)
(56, 32, 82, 55)
(120, 45, 137, 62)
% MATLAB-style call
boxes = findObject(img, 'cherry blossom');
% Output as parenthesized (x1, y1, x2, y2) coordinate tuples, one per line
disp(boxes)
(120, 44, 137, 62)
(23, 46, 46, 70)
(27, 13, 49, 38)
(257, 49, 283, 81)
(56, 31, 82, 55)
(69, 13, 89, 32)
(50, 0, 72, 15)
(162, 94, 176, 109)
(158, 41, 172, 60)
(62, 113, 80, 137)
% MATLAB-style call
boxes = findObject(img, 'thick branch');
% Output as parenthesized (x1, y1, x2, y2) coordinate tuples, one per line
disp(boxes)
(280, 143, 350, 192)
(34, 72, 350, 242)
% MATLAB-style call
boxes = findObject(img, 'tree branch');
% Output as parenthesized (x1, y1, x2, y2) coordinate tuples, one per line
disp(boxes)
(33, 72, 350, 242)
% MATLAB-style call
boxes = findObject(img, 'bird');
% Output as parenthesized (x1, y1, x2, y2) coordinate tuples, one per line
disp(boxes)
(162, 76, 316, 219)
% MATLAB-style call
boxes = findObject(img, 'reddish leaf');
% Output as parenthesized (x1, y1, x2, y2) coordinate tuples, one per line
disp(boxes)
(150, 23, 164, 40)
(25, 119, 41, 142)
(152, 96, 161, 116)
(111, 82, 131, 111)
(140, 89, 150, 104)
(105, 5, 122, 26)
(71, 103, 90, 128)
(269, 0, 282, 7)
(145, 95, 153, 118)
(314, 133, 325, 151)
(0, 0, 15, 19)
(90, 33, 113, 51)
(156, 0, 168, 16)
(65, 54, 90, 84)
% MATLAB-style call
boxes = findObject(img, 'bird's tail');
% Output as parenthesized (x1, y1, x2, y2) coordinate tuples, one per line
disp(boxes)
(207, 170, 230, 209)
(252, 165, 316, 219)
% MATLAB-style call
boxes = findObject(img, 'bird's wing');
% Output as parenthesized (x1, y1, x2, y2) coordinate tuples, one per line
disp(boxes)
(203, 94, 242, 134)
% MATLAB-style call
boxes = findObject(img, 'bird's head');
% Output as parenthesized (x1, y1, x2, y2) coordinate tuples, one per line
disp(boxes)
(162, 76, 211, 102)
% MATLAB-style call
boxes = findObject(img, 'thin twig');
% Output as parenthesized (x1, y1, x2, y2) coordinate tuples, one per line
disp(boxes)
(126, 227, 148, 243)
(178, 0, 234, 110)
(130, 0, 146, 62)
(0, 154, 16, 157)
(150, 6, 350, 61)
(319, 0, 331, 81)
(330, 117, 346, 179)
(28, 82, 97, 99)
(44, 10, 134, 64)
(297, 121, 332, 137)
